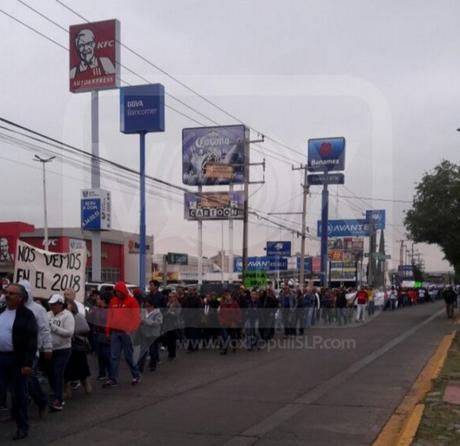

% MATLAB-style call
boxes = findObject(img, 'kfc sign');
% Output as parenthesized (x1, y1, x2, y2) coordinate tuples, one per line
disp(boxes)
(69, 19, 120, 93)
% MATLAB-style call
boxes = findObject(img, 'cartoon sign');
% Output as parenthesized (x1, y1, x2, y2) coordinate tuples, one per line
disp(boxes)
(184, 191, 244, 220)
(182, 125, 248, 186)
(69, 19, 120, 93)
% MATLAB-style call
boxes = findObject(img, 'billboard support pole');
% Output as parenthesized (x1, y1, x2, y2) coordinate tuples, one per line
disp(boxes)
(198, 185, 203, 285)
(139, 132, 146, 290)
(320, 182, 329, 287)
(228, 184, 234, 283)
(242, 152, 249, 284)
(292, 164, 309, 287)
(91, 90, 101, 282)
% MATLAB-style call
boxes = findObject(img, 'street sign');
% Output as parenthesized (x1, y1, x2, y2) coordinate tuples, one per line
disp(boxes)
(366, 210, 386, 230)
(296, 256, 313, 273)
(243, 271, 267, 288)
(80, 189, 111, 231)
(69, 19, 120, 93)
(120, 84, 165, 134)
(317, 219, 369, 237)
(307, 173, 345, 186)
(266, 241, 291, 257)
(166, 252, 188, 265)
(307, 137, 346, 172)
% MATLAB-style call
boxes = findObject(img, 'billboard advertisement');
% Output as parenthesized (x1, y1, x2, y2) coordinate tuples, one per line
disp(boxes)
(120, 84, 165, 134)
(366, 209, 386, 230)
(328, 237, 364, 260)
(307, 137, 346, 172)
(184, 191, 244, 220)
(330, 261, 357, 281)
(266, 241, 291, 257)
(234, 256, 288, 273)
(69, 19, 120, 93)
(182, 125, 247, 185)
(81, 189, 111, 231)
(317, 219, 369, 238)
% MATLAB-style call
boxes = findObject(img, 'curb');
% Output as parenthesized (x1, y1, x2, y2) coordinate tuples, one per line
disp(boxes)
(372, 330, 456, 446)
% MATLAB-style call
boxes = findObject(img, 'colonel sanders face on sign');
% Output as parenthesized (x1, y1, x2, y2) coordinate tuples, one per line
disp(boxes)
(76, 29, 96, 65)
(69, 28, 116, 80)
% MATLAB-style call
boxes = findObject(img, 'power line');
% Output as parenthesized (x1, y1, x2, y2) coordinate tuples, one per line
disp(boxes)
(54, 0, 307, 160)
(0, 118, 304, 237)
(10, 0, 302, 167)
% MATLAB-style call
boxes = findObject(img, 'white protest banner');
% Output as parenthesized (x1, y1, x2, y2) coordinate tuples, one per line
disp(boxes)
(14, 240, 87, 302)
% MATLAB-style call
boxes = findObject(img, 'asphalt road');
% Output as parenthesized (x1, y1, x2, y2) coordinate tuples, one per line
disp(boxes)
(0, 301, 455, 446)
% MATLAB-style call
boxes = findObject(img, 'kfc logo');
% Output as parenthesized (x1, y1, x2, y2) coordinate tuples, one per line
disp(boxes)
(69, 19, 120, 93)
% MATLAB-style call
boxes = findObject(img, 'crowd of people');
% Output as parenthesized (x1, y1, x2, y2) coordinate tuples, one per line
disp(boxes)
(0, 278, 458, 440)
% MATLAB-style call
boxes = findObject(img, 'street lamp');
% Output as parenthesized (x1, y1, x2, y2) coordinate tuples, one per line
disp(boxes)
(33, 155, 55, 249)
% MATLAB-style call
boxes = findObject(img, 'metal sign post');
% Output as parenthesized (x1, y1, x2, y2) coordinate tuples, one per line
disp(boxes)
(120, 83, 165, 290)
(198, 185, 203, 285)
(139, 132, 146, 290)
(320, 181, 329, 287)
(91, 90, 101, 282)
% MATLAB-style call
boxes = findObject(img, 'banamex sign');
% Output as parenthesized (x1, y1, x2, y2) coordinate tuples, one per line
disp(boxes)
(308, 137, 346, 172)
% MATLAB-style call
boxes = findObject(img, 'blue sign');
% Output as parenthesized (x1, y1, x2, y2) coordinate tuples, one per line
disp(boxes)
(266, 241, 291, 257)
(182, 125, 247, 186)
(81, 198, 101, 230)
(366, 210, 386, 230)
(120, 84, 165, 134)
(234, 256, 288, 272)
(307, 173, 345, 186)
(308, 137, 346, 172)
(317, 219, 369, 237)
(296, 257, 313, 273)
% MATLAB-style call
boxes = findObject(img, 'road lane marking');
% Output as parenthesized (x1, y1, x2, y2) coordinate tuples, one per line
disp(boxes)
(224, 308, 445, 446)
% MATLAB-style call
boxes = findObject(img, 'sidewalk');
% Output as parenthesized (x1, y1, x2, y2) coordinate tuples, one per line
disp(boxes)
(413, 329, 460, 445)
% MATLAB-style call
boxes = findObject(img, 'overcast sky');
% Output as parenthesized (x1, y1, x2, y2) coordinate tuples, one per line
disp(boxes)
(1, 0, 459, 271)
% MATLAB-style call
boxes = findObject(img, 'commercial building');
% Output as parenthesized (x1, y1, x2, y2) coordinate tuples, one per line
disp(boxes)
(0, 221, 153, 285)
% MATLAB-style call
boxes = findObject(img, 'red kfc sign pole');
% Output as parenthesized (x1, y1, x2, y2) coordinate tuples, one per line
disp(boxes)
(69, 19, 120, 282)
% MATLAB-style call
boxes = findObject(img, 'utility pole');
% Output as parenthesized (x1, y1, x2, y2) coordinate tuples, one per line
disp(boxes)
(292, 164, 309, 287)
(242, 132, 265, 283)
(33, 155, 55, 249)
(398, 240, 406, 266)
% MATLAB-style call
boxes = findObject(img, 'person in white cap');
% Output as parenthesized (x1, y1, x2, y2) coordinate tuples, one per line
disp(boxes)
(47, 294, 74, 411)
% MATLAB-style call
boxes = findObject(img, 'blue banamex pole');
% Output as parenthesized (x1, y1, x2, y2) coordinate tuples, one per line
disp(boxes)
(320, 183, 329, 287)
(139, 132, 146, 291)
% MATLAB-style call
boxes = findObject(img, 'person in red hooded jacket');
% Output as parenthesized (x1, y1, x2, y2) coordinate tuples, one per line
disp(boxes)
(103, 281, 141, 387)
(218, 292, 241, 355)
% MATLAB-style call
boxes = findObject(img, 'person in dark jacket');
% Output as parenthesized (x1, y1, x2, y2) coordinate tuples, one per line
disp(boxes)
(335, 288, 348, 326)
(0, 283, 37, 440)
(442, 285, 457, 319)
(87, 291, 112, 381)
(183, 288, 203, 352)
(246, 290, 261, 350)
(259, 288, 278, 340)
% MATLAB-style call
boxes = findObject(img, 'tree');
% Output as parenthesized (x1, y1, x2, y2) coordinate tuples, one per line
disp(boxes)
(405, 160, 460, 279)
